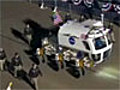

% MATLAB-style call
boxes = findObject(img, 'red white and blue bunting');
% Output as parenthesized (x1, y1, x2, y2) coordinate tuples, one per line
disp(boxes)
(102, 3, 113, 12)
(114, 4, 120, 14)
(72, 0, 82, 5)
(84, 0, 94, 8)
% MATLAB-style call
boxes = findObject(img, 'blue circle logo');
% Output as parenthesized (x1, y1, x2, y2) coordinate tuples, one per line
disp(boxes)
(69, 36, 75, 45)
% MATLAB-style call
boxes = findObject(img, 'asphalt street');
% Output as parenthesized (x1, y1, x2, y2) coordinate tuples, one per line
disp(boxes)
(0, 1, 120, 90)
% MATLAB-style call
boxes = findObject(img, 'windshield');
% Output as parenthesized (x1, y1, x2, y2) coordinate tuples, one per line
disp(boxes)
(94, 36, 107, 50)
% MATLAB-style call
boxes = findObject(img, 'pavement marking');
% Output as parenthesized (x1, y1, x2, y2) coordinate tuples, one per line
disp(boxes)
(95, 67, 120, 80)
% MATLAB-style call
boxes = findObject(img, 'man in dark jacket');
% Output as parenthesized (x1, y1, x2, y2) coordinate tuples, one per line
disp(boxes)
(11, 53, 23, 77)
(64, 13, 72, 22)
(24, 24, 33, 45)
(28, 64, 42, 90)
(0, 48, 6, 71)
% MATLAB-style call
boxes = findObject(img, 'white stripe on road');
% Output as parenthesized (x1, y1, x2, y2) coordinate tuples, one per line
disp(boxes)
(95, 67, 120, 80)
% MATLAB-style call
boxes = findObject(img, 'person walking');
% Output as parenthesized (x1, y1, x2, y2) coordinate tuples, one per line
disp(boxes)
(0, 48, 7, 71)
(11, 53, 23, 78)
(108, 23, 115, 43)
(24, 24, 33, 45)
(28, 64, 42, 90)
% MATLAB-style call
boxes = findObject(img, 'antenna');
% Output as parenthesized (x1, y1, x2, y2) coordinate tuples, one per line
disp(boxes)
(53, 0, 58, 12)
(53, 7, 58, 12)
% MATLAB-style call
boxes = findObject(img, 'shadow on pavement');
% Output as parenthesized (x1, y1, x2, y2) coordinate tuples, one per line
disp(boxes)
(4, 60, 14, 76)
(24, 49, 40, 65)
(22, 19, 59, 65)
(11, 28, 28, 44)
(20, 70, 36, 90)
(29, 55, 40, 65)
(66, 67, 81, 79)
(5, 60, 36, 89)
(23, 18, 50, 53)
(0, 33, 27, 46)
(24, 49, 33, 55)
(46, 55, 59, 72)
(47, 61, 59, 72)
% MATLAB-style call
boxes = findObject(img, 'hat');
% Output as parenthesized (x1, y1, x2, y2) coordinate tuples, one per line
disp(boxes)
(9, 82, 13, 87)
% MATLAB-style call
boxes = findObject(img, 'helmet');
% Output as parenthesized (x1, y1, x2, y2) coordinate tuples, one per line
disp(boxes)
(59, 46, 63, 51)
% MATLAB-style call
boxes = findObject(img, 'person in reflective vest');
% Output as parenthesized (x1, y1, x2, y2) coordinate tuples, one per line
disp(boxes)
(36, 48, 44, 56)
(76, 59, 85, 76)
(36, 48, 46, 63)
(83, 56, 95, 69)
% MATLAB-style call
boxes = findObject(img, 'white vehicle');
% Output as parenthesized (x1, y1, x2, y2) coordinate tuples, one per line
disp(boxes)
(37, 19, 114, 69)
(58, 19, 113, 65)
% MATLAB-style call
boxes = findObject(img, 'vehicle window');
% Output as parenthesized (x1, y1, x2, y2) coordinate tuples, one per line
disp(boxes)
(94, 37, 107, 50)
(83, 41, 90, 50)
(103, 49, 110, 59)
(91, 54, 101, 61)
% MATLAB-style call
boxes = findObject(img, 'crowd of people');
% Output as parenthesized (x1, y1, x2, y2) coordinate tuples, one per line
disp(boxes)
(0, 48, 42, 90)
(0, 12, 116, 90)
(0, 23, 43, 90)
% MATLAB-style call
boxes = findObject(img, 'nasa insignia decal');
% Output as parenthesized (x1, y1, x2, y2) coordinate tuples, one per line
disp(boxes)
(69, 36, 76, 45)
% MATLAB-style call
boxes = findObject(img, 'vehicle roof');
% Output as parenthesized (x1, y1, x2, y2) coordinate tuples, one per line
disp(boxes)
(59, 19, 100, 38)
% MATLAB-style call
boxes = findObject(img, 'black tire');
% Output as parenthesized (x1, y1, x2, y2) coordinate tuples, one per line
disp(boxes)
(73, 68, 80, 78)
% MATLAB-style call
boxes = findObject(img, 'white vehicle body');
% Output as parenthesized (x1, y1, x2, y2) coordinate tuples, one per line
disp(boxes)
(58, 19, 113, 64)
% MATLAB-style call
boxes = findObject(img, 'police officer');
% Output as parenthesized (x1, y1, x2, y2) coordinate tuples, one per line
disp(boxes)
(79, 15, 85, 22)
(76, 59, 85, 76)
(36, 48, 46, 64)
(0, 48, 6, 71)
(24, 24, 33, 45)
(64, 13, 72, 22)
(28, 64, 42, 90)
(11, 53, 23, 77)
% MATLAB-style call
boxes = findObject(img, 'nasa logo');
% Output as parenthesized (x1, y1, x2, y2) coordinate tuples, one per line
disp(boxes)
(69, 36, 75, 45)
